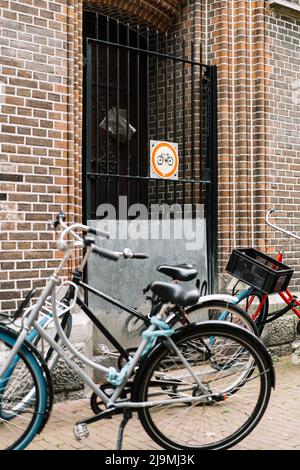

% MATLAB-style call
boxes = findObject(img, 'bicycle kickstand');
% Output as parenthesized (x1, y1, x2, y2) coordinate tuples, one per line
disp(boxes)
(116, 409, 132, 450)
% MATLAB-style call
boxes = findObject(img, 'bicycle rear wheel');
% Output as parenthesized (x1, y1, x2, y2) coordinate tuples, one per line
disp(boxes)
(132, 322, 274, 450)
(0, 327, 51, 450)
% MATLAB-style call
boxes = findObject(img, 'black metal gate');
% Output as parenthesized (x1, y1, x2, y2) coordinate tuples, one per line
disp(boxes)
(83, 12, 218, 292)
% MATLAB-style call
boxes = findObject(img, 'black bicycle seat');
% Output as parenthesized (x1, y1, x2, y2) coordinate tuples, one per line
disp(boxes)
(156, 263, 198, 282)
(151, 281, 199, 307)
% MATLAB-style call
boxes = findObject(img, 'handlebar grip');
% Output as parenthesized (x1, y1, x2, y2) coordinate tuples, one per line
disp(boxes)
(132, 253, 149, 259)
(92, 245, 120, 261)
(52, 212, 66, 229)
(88, 227, 110, 239)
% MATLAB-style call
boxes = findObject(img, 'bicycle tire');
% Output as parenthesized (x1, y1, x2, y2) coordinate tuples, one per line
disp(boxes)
(132, 322, 274, 450)
(0, 326, 52, 450)
(0, 313, 67, 423)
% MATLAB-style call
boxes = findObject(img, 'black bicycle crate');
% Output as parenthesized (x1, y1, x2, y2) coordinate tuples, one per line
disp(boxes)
(226, 248, 294, 294)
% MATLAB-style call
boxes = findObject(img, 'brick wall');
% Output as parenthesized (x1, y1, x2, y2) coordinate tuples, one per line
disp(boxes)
(265, 3, 300, 288)
(1, 0, 300, 313)
(204, 1, 269, 288)
(0, 0, 75, 312)
(206, 0, 300, 290)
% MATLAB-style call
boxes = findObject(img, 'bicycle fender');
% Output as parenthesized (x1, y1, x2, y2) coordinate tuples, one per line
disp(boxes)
(195, 294, 239, 304)
(0, 325, 54, 433)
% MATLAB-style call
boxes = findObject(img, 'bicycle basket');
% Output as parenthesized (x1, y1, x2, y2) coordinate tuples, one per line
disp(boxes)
(226, 248, 294, 294)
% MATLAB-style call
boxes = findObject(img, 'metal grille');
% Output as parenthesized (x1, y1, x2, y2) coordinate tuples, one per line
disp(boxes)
(83, 12, 218, 291)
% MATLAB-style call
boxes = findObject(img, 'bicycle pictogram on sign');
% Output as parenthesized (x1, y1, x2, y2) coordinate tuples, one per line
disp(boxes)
(150, 140, 179, 180)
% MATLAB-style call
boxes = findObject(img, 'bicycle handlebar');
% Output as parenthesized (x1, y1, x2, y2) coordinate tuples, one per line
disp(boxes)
(92, 245, 120, 261)
(86, 244, 148, 261)
(52, 213, 111, 240)
(120, 248, 149, 259)
(87, 226, 110, 239)
(266, 208, 300, 241)
(52, 212, 149, 261)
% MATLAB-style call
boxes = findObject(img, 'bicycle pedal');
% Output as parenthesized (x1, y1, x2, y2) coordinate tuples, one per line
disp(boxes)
(73, 422, 89, 441)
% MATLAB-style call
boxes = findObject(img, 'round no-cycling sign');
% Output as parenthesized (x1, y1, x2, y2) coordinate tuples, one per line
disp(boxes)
(150, 140, 179, 180)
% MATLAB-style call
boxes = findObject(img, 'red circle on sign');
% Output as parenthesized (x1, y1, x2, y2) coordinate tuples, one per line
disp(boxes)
(151, 142, 178, 179)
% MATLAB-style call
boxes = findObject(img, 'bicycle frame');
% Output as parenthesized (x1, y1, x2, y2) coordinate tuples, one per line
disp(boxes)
(0, 226, 212, 417)
(71, 274, 151, 363)
(231, 287, 268, 322)
(0, 282, 210, 412)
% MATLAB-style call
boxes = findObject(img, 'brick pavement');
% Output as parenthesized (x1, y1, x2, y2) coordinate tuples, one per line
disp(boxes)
(28, 356, 300, 451)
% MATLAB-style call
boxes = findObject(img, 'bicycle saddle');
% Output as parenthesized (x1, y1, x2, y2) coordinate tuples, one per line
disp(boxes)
(151, 281, 200, 307)
(156, 263, 198, 282)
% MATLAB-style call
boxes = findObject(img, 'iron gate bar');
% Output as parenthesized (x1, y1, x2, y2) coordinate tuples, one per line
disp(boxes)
(207, 65, 218, 293)
(155, 30, 159, 139)
(164, 31, 168, 204)
(116, 20, 120, 210)
(96, 13, 99, 210)
(155, 30, 159, 200)
(182, 38, 186, 208)
(146, 26, 150, 180)
(199, 41, 203, 176)
(86, 173, 212, 184)
(137, 25, 140, 203)
(164, 31, 168, 141)
(126, 23, 130, 207)
(173, 34, 177, 206)
(86, 37, 207, 66)
(84, 40, 92, 223)
(191, 39, 195, 212)
(105, 18, 109, 202)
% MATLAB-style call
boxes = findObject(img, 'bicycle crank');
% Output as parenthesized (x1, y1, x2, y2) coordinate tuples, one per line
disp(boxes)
(90, 383, 131, 415)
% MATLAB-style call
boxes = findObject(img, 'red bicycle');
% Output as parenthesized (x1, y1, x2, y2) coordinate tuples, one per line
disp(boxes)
(226, 208, 300, 336)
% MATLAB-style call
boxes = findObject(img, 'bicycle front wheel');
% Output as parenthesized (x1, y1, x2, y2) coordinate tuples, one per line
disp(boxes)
(133, 322, 274, 450)
(0, 327, 51, 450)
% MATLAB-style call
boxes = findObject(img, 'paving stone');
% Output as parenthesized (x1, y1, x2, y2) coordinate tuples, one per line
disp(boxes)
(27, 356, 300, 451)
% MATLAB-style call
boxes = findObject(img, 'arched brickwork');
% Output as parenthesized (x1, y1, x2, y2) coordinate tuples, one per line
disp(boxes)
(84, 0, 182, 31)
